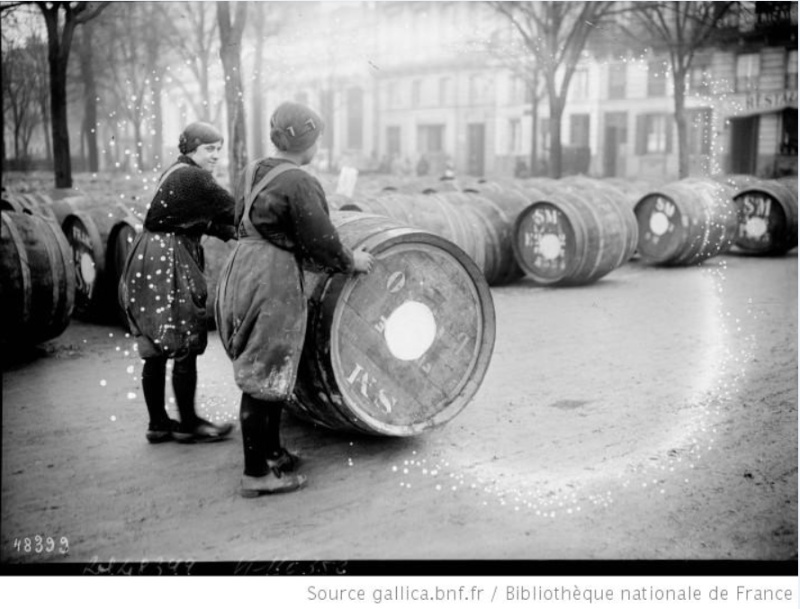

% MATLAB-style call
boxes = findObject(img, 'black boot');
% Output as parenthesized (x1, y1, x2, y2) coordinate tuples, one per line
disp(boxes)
(172, 356, 232, 443)
(142, 357, 177, 443)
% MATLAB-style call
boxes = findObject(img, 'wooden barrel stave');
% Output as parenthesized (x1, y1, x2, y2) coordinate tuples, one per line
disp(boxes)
(292, 212, 495, 436)
(0, 211, 75, 345)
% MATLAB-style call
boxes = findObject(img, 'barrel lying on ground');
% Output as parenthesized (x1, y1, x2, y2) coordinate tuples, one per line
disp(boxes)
(733, 177, 798, 255)
(512, 187, 638, 286)
(291, 212, 496, 436)
(633, 178, 738, 266)
(61, 202, 142, 323)
(339, 193, 488, 280)
(1, 211, 75, 346)
(435, 190, 525, 286)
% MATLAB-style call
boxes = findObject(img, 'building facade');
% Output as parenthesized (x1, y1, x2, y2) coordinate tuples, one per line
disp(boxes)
(256, 1, 798, 181)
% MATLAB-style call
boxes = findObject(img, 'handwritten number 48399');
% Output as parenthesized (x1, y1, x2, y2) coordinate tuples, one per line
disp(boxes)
(13, 536, 69, 554)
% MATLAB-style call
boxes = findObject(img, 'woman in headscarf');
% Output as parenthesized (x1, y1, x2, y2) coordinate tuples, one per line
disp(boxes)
(120, 122, 237, 444)
(216, 101, 374, 497)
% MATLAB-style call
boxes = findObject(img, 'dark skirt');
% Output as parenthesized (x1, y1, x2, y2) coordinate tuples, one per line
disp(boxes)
(119, 231, 208, 358)
(215, 239, 306, 400)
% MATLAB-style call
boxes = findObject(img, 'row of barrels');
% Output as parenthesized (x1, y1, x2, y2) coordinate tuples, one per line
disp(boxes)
(1, 191, 143, 346)
(330, 174, 798, 288)
(1, 188, 497, 437)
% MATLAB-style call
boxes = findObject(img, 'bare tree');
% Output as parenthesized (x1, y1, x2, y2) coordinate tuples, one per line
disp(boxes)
(488, 1, 615, 178)
(167, 1, 220, 123)
(77, 19, 98, 172)
(620, 1, 737, 178)
(32, 1, 110, 186)
(217, 0, 248, 188)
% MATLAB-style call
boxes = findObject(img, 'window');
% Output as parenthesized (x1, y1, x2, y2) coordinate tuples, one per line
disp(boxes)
(509, 75, 527, 105)
(346, 87, 363, 150)
(417, 124, 444, 153)
(439, 77, 453, 105)
(736, 53, 760, 92)
(689, 64, 712, 95)
(388, 82, 402, 109)
(386, 126, 401, 156)
(569, 68, 590, 101)
(508, 118, 522, 153)
(412, 80, 421, 108)
(780, 109, 797, 156)
(609, 64, 626, 99)
(648, 60, 669, 97)
(320, 90, 334, 149)
(570, 114, 590, 147)
(787, 50, 798, 91)
(469, 74, 483, 104)
(636, 113, 673, 154)
(686, 108, 712, 155)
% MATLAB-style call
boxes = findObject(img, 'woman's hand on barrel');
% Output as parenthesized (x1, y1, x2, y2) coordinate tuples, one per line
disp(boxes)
(352, 247, 374, 274)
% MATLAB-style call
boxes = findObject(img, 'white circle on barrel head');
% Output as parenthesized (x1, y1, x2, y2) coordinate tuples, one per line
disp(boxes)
(539, 233, 562, 260)
(384, 300, 436, 361)
(744, 217, 767, 238)
(649, 211, 669, 236)
(80, 252, 96, 284)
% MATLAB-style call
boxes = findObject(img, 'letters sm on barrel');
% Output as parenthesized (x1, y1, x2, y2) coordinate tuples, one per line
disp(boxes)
(291, 212, 496, 436)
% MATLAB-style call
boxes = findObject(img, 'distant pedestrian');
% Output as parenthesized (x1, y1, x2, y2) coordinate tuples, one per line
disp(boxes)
(119, 122, 237, 444)
(215, 101, 374, 497)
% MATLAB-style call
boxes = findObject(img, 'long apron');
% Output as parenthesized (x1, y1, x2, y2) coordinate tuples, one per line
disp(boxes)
(215, 163, 307, 401)
(119, 164, 208, 359)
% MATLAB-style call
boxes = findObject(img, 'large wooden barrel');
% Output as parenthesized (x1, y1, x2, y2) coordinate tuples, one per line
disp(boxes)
(433, 190, 523, 286)
(1, 211, 75, 346)
(61, 202, 142, 322)
(291, 212, 496, 436)
(733, 178, 798, 255)
(512, 187, 636, 286)
(339, 193, 488, 278)
(634, 178, 738, 266)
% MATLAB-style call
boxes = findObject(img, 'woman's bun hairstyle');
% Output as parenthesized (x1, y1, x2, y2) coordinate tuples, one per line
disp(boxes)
(269, 102, 324, 153)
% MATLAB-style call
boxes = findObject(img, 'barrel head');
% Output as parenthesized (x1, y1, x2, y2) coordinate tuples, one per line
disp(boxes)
(634, 193, 685, 264)
(513, 202, 575, 284)
(297, 213, 495, 436)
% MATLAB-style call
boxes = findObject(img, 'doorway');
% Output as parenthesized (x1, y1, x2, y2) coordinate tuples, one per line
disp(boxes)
(729, 116, 759, 174)
(467, 123, 485, 177)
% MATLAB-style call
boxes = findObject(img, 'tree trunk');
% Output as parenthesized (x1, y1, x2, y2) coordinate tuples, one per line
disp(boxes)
(250, 2, 266, 160)
(217, 1, 249, 188)
(547, 75, 563, 179)
(151, 75, 164, 170)
(673, 67, 690, 179)
(529, 85, 538, 176)
(79, 21, 99, 173)
(42, 6, 73, 188)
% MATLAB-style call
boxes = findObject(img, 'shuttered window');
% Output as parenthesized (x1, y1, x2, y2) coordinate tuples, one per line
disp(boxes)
(347, 87, 363, 150)
(687, 108, 712, 155)
(570, 114, 590, 147)
(608, 64, 626, 99)
(636, 114, 673, 154)
(647, 60, 669, 97)
(736, 53, 760, 92)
